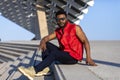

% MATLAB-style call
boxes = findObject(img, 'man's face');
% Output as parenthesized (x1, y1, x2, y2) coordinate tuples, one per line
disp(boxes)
(56, 14, 67, 28)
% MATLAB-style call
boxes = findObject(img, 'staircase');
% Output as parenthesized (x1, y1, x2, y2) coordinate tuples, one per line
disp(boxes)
(1, 40, 119, 80)
(0, 40, 40, 80)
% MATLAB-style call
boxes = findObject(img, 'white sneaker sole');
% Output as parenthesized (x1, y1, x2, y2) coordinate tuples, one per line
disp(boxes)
(35, 72, 51, 77)
(18, 67, 34, 80)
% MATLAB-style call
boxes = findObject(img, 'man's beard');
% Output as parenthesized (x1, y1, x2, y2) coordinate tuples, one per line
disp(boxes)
(57, 22, 67, 28)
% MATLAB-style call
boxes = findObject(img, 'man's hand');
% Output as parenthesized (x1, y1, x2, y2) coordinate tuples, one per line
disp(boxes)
(39, 38, 47, 51)
(39, 32, 56, 51)
(39, 40, 47, 51)
(86, 57, 97, 66)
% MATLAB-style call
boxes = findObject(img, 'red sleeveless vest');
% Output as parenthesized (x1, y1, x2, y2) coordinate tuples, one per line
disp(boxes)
(55, 21, 83, 60)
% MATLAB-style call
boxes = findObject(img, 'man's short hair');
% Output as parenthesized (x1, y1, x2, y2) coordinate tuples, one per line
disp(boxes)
(55, 10, 67, 17)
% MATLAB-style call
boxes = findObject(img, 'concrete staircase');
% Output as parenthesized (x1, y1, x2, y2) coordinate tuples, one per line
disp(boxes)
(0, 40, 39, 80)
(0, 40, 120, 80)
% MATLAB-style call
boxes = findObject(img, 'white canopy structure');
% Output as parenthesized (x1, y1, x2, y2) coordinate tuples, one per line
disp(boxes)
(0, 0, 94, 39)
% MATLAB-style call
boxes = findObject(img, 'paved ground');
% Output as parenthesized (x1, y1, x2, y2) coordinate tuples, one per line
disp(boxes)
(83, 41, 120, 80)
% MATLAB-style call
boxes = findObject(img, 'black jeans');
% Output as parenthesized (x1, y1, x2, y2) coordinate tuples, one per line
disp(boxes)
(34, 42, 78, 73)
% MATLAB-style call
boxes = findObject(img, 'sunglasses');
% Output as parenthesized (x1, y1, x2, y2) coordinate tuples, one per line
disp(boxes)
(56, 17, 66, 22)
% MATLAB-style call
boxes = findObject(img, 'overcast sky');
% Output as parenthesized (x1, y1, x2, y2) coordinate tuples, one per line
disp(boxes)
(0, 0, 120, 42)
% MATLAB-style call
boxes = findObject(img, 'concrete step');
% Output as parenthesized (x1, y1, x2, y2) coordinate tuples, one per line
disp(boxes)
(0, 49, 22, 57)
(0, 61, 13, 76)
(1, 40, 40, 45)
(0, 52, 28, 80)
(0, 59, 5, 63)
(0, 53, 17, 61)
(0, 62, 8, 70)
(0, 41, 54, 80)
(10, 50, 43, 79)
(0, 52, 17, 62)
(0, 46, 34, 53)
(52, 63, 102, 80)
(8, 51, 35, 80)
(0, 53, 27, 77)
(10, 50, 54, 80)
(0, 41, 39, 47)
(0, 55, 10, 62)
(0, 43, 38, 51)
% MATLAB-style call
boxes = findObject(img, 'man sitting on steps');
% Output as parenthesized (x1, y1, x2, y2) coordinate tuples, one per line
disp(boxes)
(18, 10, 97, 80)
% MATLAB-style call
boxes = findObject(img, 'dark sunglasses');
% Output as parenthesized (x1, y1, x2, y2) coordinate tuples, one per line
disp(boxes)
(56, 18, 66, 22)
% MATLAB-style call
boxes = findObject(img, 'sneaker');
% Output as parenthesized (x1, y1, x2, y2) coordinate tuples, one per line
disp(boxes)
(18, 66, 51, 79)
(18, 66, 35, 80)
(35, 67, 50, 76)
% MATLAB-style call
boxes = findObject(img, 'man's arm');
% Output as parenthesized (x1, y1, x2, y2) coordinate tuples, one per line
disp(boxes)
(39, 31, 56, 51)
(76, 25, 97, 66)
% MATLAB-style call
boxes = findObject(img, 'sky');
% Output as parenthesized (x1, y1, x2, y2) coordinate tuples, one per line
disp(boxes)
(0, 16, 35, 42)
(0, 0, 120, 42)
(80, 0, 120, 40)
